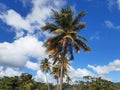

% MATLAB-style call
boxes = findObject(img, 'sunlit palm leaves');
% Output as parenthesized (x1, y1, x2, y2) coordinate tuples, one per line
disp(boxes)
(41, 6, 91, 90)
(40, 58, 51, 73)
(41, 6, 91, 61)
(52, 56, 70, 79)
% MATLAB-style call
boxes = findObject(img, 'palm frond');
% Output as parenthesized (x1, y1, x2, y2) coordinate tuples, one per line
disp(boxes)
(73, 22, 86, 31)
(73, 42, 80, 53)
(52, 29, 65, 34)
(63, 35, 74, 43)
(40, 58, 51, 73)
(67, 31, 77, 35)
(75, 39, 91, 52)
(52, 9, 59, 19)
(78, 35, 88, 42)
(41, 23, 58, 32)
(73, 11, 86, 24)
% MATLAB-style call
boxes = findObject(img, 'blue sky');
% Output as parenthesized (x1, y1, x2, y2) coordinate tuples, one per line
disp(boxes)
(0, 0, 120, 83)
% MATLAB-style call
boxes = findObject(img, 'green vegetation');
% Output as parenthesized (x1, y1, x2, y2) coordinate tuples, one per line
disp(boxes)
(40, 58, 51, 90)
(0, 73, 120, 90)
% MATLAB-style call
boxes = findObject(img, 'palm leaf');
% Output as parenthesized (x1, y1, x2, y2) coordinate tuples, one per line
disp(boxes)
(73, 42, 80, 53)
(52, 29, 65, 34)
(67, 31, 77, 35)
(73, 22, 86, 31)
(63, 35, 74, 43)
(51, 9, 59, 19)
(41, 23, 57, 32)
(78, 35, 88, 41)
(75, 39, 91, 52)
(73, 11, 86, 24)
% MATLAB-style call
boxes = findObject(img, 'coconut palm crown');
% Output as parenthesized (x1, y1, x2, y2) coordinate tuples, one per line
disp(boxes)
(40, 58, 51, 73)
(41, 6, 91, 62)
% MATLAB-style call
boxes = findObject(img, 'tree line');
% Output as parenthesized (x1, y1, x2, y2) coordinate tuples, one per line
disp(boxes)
(0, 73, 120, 90)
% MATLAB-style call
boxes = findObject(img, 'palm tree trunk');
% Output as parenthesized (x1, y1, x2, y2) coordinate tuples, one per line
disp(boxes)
(45, 74, 50, 90)
(60, 60, 63, 90)
(57, 78, 59, 90)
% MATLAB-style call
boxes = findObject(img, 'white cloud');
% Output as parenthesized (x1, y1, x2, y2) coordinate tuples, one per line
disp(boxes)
(0, 36, 46, 67)
(108, 0, 115, 10)
(0, 9, 32, 38)
(69, 66, 94, 82)
(117, 0, 120, 10)
(108, 0, 120, 10)
(88, 59, 120, 75)
(33, 65, 94, 84)
(0, 0, 66, 38)
(25, 61, 40, 70)
(34, 70, 56, 83)
(34, 70, 46, 82)
(105, 20, 120, 30)
(105, 20, 114, 28)
(0, 0, 66, 78)
(0, 66, 22, 77)
(90, 32, 100, 40)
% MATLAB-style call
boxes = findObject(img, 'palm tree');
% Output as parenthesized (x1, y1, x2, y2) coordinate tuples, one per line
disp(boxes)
(52, 65, 60, 90)
(66, 75, 71, 90)
(40, 58, 51, 90)
(41, 6, 91, 90)
(52, 56, 70, 90)
(66, 75, 71, 84)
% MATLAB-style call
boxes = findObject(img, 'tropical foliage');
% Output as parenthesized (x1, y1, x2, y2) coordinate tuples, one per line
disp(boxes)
(41, 6, 91, 90)
(0, 74, 120, 90)
(40, 58, 51, 90)
(41, 6, 91, 61)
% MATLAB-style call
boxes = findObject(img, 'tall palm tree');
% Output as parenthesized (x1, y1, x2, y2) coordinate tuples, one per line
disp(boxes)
(52, 65, 60, 90)
(40, 58, 51, 90)
(52, 56, 70, 90)
(66, 75, 71, 85)
(41, 6, 91, 90)
(57, 55, 70, 90)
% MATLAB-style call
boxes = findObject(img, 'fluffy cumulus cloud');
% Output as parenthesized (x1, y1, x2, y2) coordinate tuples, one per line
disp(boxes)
(0, 0, 66, 78)
(33, 66, 94, 84)
(34, 70, 55, 83)
(0, 66, 22, 77)
(34, 70, 46, 82)
(117, 0, 120, 10)
(105, 20, 120, 30)
(108, 0, 115, 10)
(0, 0, 66, 67)
(69, 66, 94, 82)
(88, 59, 120, 75)
(108, 0, 120, 10)
(25, 61, 40, 70)
(0, 10, 32, 38)
(0, 0, 66, 38)
(0, 36, 46, 67)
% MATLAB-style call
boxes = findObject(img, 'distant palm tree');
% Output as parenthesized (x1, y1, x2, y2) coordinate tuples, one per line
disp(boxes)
(57, 55, 70, 90)
(52, 56, 70, 90)
(40, 58, 51, 90)
(66, 75, 71, 84)
(41, 6, 91, 90)
(52, 65, 60, 90)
